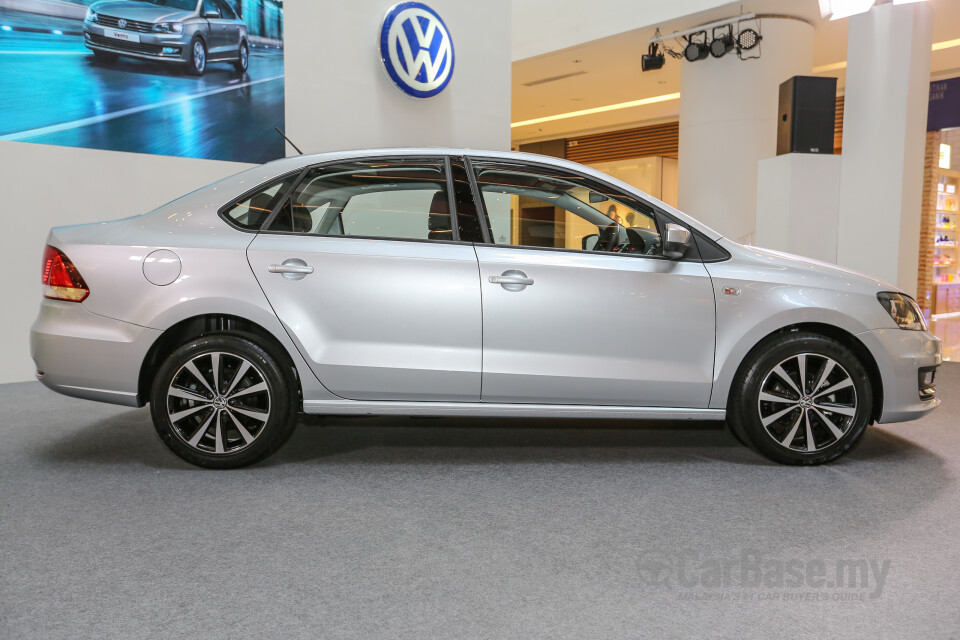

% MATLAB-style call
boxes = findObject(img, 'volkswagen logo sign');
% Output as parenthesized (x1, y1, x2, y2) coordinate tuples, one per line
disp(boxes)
(117, 18, 127, 29)
(379, 2, 454, 99)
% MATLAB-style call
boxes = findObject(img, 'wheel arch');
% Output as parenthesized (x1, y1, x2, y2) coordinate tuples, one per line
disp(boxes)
(724, 322, 883, 423)
(137, 314, 302, 408)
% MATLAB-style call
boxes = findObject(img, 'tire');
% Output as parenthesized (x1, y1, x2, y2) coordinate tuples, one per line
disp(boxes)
(92, 50, 117, 63)
(234, 40, 249, 73)
(727, 331, 873, 465)
(185, 37, 206, 76)
(150, 335, 298, 469)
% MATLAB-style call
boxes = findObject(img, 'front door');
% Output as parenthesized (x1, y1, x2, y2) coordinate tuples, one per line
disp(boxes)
(245, 157, 484, 402)
(469, 158, 716, 407)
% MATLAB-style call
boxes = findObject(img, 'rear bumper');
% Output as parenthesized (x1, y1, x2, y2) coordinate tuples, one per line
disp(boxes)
(857, 327, 942, 423)
(30, 300, 161, 407)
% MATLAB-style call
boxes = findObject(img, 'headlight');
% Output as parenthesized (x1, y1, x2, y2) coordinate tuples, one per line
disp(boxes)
(153, 22, 184, 33)
(86, 8, 97, 22)
(877, 292, 927, 331)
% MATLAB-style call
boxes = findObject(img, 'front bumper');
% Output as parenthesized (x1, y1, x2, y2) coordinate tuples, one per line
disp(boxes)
(30, 300, 161, 407)
(857, 327, 942, 423)
(82, 23, 190, 62)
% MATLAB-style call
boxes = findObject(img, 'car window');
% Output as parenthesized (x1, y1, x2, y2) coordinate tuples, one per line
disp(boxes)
(221, 175, 296, 230)
(267, 159, 455, 242)
(202, 0, 219, 16)
(471, 161, 662, 256)
(142, 0, 197, 11)
(215, 0, 236, 19)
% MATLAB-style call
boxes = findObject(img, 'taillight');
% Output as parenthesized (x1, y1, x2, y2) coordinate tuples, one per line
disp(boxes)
(42, 245, 89, 302)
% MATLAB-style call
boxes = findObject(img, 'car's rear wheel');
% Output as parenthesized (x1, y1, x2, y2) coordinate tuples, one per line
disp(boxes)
(186, 37, 206, 76)
(149, 335, 298, 468)
(92, 50, 117, 63)
(728, 331, 873, 465)
(234, 41, 249, 73)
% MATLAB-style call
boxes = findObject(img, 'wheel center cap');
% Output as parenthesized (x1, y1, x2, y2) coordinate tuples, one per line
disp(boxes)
(799, 396, 813, 409)
(213, 396, 226, 409)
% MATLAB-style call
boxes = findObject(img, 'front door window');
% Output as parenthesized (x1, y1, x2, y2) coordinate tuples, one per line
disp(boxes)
(472, 161, 663, 257)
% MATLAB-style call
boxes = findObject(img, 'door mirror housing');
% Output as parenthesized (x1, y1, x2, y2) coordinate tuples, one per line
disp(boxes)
(582, 233, 599, 251)
(204, 9, 220, 18)
(662, 223, 691, 259)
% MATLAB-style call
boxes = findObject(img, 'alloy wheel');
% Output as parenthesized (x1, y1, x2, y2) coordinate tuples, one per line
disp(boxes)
(756, 353, 858, 453)
(166, 351, 271, 455)
(240, 44, 248, 69)
(193, 41, 205, 73)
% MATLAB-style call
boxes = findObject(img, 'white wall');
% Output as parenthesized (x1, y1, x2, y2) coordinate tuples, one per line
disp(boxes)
(677, 18, 814, 244)
(1, 0, 512, 384)
(285, 0, 511, 154)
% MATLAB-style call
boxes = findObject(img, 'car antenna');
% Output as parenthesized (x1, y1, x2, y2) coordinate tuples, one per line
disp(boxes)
(275, 127, 304, 155)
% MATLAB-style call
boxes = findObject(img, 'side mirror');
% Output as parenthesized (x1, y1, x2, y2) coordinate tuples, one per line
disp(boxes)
(582, 233, 599, 251)
(204, 9, 220, 18)
(662, 223, 691, 260)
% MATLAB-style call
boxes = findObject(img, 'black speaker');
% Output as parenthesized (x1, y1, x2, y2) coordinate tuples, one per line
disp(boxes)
(777, 75, 837, 155)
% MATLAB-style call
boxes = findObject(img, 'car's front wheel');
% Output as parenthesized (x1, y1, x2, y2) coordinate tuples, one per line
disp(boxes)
(186, 37, 206, 76)
(234, 41, 249, 73)
(728, 331, 873, 465)
(149, 335, 298, 468)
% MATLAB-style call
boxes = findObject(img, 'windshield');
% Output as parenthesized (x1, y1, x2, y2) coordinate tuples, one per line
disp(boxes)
(137, 0, 198, 11)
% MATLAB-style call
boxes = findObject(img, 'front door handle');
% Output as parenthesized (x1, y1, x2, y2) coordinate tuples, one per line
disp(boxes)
(268, 258, 313, 280)
(489, 270, 534, 291)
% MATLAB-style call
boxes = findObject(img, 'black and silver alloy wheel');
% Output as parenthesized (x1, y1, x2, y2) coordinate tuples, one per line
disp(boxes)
(728, 331, 873, 465)
(187, 38, 206, 76)
(151, 335, 298, 468)
(757, 353, 857, 453)
(234, 41, 249, 73)
(166, 351, 271, 455)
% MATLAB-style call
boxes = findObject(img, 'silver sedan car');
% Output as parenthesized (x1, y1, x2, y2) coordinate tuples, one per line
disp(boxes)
(31, 149, 941, 468)
(83, 0, 249, 76)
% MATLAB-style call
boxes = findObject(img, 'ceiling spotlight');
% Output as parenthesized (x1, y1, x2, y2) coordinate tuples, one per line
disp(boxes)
(684, 32, 709, 62)
(710, 26, 733, 57)
(737, 28, 762, 51)
(642, 42, 665, 71)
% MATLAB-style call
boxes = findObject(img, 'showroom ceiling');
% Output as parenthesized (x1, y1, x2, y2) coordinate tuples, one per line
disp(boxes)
(511, 0, 960, 143)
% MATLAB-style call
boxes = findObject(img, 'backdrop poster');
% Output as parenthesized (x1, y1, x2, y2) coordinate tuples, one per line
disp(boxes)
(0, 0, 284, 163)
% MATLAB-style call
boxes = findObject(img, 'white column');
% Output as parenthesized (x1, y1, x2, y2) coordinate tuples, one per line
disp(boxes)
(836, 2, 933, 295)
(284, 0, 511, 153)
(678, 18, 814, 244)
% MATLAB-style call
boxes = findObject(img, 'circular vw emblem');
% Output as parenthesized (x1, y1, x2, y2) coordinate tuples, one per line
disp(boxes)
(117, 18, 127, 29)
(379, 2, 454, 98)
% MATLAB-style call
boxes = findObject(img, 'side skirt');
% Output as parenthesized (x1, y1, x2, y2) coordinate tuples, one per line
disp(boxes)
(302, 400, 725, 421)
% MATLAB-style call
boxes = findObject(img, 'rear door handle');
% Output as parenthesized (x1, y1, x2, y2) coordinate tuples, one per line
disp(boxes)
(488, 269, 534, 290)
(489, 275, 534, 285)
(268, 264, 314, 274)
(268, 258, 313, 280)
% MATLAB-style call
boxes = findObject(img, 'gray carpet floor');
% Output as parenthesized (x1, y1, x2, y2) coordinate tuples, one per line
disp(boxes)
(2, 366, 960, 639)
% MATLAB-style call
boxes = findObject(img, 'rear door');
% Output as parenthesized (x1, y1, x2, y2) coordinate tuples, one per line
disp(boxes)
(245, 157, 485, 401)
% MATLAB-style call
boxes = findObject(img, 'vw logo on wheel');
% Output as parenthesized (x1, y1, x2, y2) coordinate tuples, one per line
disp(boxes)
(379, 2, 454, 99)
(117, 18, 127, 29)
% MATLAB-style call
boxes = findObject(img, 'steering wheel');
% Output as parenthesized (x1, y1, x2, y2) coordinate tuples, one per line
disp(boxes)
(619, 228, 646, 254)
(597, 223, 620, 252)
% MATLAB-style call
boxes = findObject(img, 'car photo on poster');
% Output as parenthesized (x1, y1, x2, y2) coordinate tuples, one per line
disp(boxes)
(83, 0, 250, 76)
(0, 0, 284, 163)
